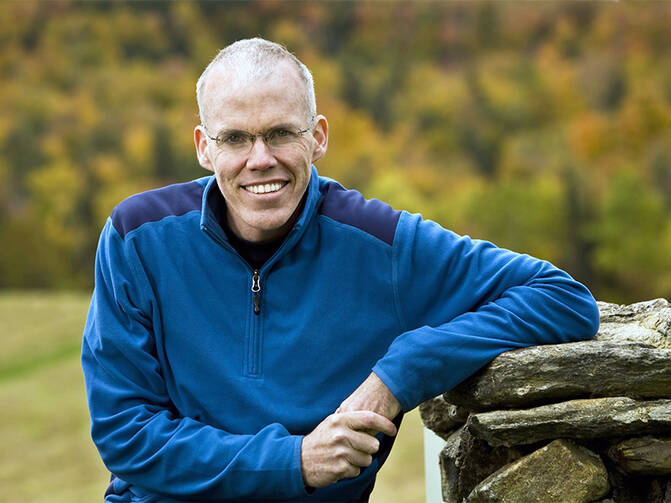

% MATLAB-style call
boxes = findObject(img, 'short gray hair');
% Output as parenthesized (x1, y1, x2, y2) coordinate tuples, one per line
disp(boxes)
(196, 38, 316, 127)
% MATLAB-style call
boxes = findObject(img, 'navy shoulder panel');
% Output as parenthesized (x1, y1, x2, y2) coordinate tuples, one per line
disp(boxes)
(318, 181, 401, 245)
(111, 180, 204, 238)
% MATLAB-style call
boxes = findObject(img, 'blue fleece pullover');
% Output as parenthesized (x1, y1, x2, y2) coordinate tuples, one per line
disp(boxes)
(82, 167, 599, 502)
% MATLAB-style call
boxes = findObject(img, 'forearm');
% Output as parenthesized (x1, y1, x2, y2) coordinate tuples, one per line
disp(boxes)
(83, 334, 307, 500)
(384, 213, 599, 411)
(375, 262, 599, 411)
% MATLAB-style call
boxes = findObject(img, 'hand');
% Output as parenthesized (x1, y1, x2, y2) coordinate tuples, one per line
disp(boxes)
(337, 372, 402, 421)
(301, 410, 397, 488)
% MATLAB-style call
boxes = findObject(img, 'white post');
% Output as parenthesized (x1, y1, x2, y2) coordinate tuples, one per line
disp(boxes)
(423, 427, 446, 503)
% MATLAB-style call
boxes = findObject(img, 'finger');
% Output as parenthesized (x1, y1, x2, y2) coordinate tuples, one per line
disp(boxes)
(342, 463, 361, 480)
(345, 429, 380, 455)
(346, 449, 374, 469)
(343, 410, 397, 437)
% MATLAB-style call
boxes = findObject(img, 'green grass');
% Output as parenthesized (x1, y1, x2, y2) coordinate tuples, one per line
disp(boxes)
(0, 291, 108, 502)
(0, 291, 425, 502)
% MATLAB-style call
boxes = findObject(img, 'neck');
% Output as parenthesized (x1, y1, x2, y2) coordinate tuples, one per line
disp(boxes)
(225, 191, 308, 244)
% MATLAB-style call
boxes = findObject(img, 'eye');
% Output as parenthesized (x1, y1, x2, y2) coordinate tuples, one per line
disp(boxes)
(267, 128, 297, 144)
(222, 133, 246, 144)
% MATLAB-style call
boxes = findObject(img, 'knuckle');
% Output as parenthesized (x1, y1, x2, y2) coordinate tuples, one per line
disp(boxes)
(360, 411, 375, 424)
(335, 445, 351, 460)
(366, 415, 382, 430)
(332, 412, 346, 425)
(341, 464, 357, 478)
(334, 430, 352, 447)
(337, 460, 352, 477)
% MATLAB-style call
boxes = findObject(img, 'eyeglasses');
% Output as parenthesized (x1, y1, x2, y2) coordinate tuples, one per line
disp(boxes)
(204, 124, 312, 155)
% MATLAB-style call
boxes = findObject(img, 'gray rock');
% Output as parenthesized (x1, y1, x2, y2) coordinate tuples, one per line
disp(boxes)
(597, 298, 669, 320)
(439, 425, 523, 503)
(596, 298, 671, 349)
(465, 439, 610, 503)
(467, 397, 671, 447)
(444, 341, 671, 410)
(599, 455, 669, 503)
(650, 479, 671, 503)
(608, 437, 671, 475)
(419, 395, 469, 439)
(614, 478, 671, 503)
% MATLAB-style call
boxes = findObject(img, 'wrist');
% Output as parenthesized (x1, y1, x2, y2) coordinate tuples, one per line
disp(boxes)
(338, 372, 402, 419)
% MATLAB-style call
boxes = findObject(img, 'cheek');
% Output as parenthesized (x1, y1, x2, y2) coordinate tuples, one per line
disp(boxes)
(283, 143, 314, 167)
(213, 160, 243, 184)
(286, 154, 313, 178)
(214, 168, 242, 200)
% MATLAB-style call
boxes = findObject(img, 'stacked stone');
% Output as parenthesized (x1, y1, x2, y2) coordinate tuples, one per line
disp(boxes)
(420, 298, 671, 503)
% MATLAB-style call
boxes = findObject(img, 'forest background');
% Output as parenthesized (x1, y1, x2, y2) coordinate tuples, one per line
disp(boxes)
(3, 0, 671, 302)
(1, 1, 671, 502)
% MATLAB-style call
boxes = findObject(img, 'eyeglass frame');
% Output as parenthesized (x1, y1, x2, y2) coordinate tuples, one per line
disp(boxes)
(202, 117, 316, 154)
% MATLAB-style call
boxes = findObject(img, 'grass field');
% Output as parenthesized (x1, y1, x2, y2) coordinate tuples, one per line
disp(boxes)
(0, 291, 425, 502)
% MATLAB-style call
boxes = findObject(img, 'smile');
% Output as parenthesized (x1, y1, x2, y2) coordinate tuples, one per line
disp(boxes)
(243, 182, 288, 194)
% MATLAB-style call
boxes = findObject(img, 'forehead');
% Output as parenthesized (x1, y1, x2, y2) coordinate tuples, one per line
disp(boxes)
(202, 60, 307, 130)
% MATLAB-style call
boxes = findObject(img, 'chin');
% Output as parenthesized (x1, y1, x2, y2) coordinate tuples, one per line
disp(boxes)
(246, 213, 293, 237)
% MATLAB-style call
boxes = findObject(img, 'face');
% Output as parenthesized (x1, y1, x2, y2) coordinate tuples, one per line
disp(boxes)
(194, 61, 328, 243)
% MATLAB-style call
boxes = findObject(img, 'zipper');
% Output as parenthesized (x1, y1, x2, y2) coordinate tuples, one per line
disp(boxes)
(203, 222, 263, 316)
(203, 213, 304, 378)
(248, 269, 262, 376)
(251, 269, 261, 315)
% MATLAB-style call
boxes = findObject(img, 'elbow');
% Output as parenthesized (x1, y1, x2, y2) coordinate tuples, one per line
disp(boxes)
(90, 414, 149, 480)
(586, 296, 601, 339)
(573, 286, 600, 341)
(90, 420, 128, 476)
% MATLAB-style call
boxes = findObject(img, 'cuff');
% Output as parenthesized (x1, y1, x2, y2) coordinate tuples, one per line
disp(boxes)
(371, 364, 411, 412)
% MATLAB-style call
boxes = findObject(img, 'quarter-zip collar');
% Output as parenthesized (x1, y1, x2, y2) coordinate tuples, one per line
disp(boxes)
(200, 165, 322, 268)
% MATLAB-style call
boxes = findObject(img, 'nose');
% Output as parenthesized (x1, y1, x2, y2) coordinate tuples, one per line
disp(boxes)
(245, 135, 276, 170)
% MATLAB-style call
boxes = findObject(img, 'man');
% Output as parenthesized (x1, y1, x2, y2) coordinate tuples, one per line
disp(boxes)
(82, 38, 599, 502)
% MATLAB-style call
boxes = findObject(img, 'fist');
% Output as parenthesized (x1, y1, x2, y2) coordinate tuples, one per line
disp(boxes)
(300, 410, 397, 488)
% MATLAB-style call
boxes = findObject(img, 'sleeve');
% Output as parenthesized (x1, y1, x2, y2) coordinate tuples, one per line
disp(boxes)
(372, 212, 600, 412)
(81, 219, 308, 501)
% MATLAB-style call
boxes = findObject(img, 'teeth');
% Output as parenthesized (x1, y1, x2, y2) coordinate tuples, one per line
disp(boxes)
(244, 182, 285, 194)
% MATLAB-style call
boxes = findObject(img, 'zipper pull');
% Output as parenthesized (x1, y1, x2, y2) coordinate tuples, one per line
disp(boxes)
(251, 269, 261, 315)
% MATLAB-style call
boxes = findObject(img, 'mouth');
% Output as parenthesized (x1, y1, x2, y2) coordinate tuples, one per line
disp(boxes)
(242, 181, 289, 195)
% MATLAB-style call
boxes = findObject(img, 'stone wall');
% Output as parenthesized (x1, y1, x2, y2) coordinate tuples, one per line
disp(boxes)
(420, 298, 671, 503)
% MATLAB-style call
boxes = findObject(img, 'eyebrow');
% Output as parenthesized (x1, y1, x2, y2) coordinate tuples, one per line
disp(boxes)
(213, 128, 248, 138)
(213, 123, 301, 137)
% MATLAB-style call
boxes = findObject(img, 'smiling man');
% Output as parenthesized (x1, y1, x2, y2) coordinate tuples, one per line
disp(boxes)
(82, 38, 600, 502)
(193, 56, 324, 244)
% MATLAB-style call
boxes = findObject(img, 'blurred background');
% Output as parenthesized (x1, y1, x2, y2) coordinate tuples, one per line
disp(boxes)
(1, 1, 670, 501)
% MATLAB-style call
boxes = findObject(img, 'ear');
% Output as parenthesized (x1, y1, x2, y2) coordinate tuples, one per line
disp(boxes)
(194, 125, 214, 172)
(310, 115, 329, 164)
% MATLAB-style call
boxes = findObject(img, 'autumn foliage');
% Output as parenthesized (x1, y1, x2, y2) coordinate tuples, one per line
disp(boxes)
(1, 1, 670, 303)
